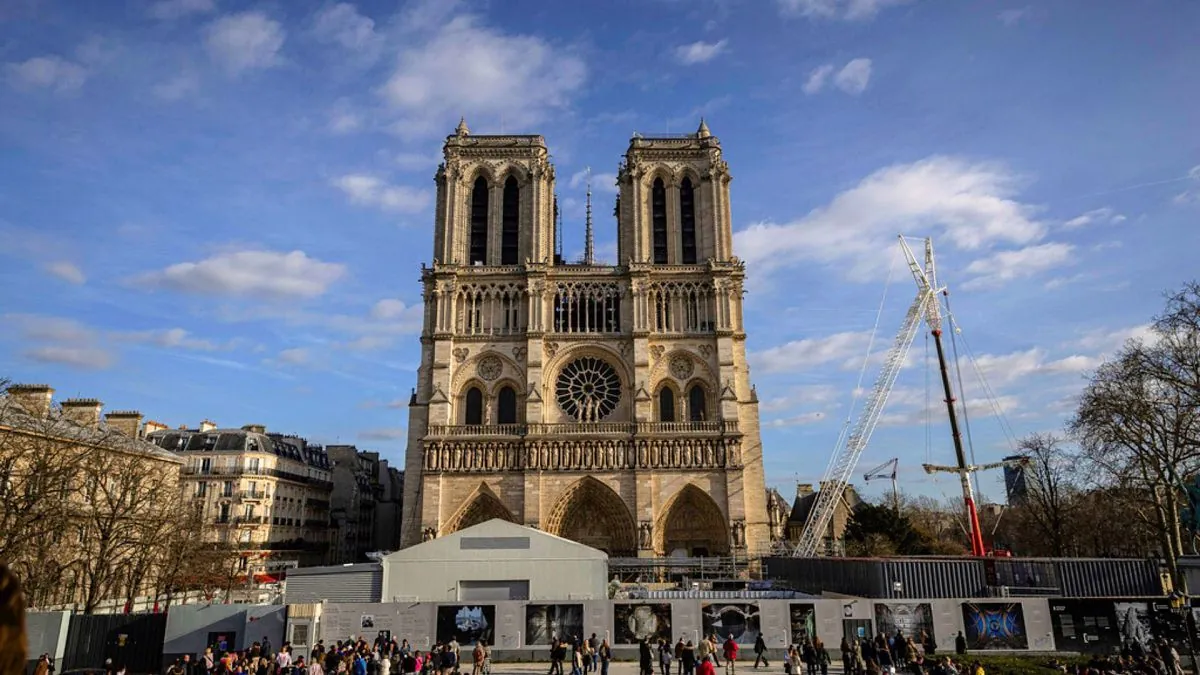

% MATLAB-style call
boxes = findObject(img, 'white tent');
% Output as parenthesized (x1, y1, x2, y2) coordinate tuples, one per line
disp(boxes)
(381, 519, 609, 602)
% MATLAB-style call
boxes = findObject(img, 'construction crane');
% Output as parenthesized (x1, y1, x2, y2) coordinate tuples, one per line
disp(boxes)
(792, 236, 939, 557)
(863, 458, 900, 514)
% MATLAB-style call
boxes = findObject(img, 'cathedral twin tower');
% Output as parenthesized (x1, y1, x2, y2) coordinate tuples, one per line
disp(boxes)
(399, 119, 770, 558)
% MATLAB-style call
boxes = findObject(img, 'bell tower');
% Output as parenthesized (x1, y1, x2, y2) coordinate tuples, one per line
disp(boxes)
(615, 119, 734, 266)
(431, 118, 557, 266)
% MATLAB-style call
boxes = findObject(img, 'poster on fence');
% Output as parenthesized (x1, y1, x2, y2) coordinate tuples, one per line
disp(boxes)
(961, 602, 1028, 650)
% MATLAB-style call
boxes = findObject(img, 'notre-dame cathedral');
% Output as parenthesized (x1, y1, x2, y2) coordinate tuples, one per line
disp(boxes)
(399, 119, 774, 558)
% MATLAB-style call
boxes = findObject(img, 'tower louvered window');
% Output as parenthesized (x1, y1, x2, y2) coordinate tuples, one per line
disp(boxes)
(501, 176, 519, 265)
(652, 178, 668, 264)
(469, 176, 489, 265)
(680, 177, 697, 264)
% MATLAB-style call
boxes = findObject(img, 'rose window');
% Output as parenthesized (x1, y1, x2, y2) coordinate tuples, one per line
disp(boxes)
(556, 356, 622, 422)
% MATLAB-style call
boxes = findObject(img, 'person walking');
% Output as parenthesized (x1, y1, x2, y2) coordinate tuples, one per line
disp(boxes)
(752, 635, 768, 669)
(722, 637, 738, 675)
(659, 639, 674, 675)
(639, 639, 654, 675)
(598, 640, 612, 675)
(675, 638, 685, 675)
(681, 642, 696, 675)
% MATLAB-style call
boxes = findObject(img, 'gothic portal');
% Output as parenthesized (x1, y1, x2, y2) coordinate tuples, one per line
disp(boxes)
(399, 119, 771, 557)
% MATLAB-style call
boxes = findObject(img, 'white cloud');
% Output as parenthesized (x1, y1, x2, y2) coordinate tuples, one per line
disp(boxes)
(359, 427, 409, 441)
(135, 249, 346, 299)
(674, 39, 729, 65)
(997, 7, 1032, 26)
(313, 3, 382, 62)
(568, 170, 619, 194)
(749, 331, 872, 373)
(767, 411, 828, 427)
(803, 64, 834, 94)
(971, 348, 1098, 387)
(7, 314, 114, 370)
(778, 0, 910, 21)
(277, 347, 310, 366)
(370, 298, 417, 321)
(1063, 206, 1125, 229)
(154, 71, 200, 101)
(332, 174, 431, 214)
(45, 261, 85, 284)
(5, 55, 87, 93)
(833, 58, 872, 94)
(204, 12, 285, 74)
(1070, 324, 1155, 353)
(24, 346, 114, 370)
(393, 151, 441, 172)
(734, 156, 1044, 281)
(119, 328, 224, 351)
(1172, 165, 1200, 205)
(961, 242, 1075, 290)
(377, 13, 585, 138)
(329, 109, 362, 134)
(149, 0, 215, 20)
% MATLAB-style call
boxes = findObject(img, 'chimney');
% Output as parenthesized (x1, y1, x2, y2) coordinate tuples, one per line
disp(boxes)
(199, 419, 217, 432)
(796, 483, 815, 500)
(61, 398, 104, 429)
(242, 424, 267, 434)
(6, 384, 55, 417)
(144, 420, 168, 436)
(104, 410, 143, 438)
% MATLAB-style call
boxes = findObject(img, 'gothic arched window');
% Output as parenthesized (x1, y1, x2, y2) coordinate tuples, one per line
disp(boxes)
(497, 386, 517, 425)
(680, 177, 697, 264)
(501, 176, 519, 265)
(465, 387, 484, 425)
(688, 385, 707, 422)
(658, 387, 676, 423)
(652, 177, 668, 264)
(469, 176, 489, 265)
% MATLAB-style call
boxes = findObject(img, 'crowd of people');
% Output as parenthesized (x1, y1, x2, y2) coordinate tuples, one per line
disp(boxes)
(164, 633, 492, 675)
(157, 629, 1192, 675)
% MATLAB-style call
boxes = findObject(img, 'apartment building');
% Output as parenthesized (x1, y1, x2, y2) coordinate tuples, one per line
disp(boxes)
(328, 446, 404, 563)
(147, 422, 334, 576)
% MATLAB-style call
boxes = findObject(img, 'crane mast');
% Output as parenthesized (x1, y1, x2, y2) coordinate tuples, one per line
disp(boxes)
(795, 236, 989, 557)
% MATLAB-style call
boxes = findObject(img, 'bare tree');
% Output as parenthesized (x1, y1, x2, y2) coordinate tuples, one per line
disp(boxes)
(1012, 433, 1079, 556)
(1071, 284, 1200, 588)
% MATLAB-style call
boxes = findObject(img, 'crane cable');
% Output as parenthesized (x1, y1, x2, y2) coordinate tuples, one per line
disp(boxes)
(822, 246, 900, 487)
(946, 312, 1020, 451)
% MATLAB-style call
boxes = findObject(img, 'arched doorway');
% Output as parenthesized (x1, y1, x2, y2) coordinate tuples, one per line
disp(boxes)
(655, 484, 729, 557)
(546, 477, 637, 556)
(443, 483, 517, 534)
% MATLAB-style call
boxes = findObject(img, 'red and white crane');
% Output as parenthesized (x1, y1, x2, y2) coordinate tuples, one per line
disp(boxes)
(793, 236, 993, 557)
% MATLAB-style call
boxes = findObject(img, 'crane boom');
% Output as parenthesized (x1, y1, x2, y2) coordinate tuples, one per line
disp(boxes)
(792, 288, 933, 557)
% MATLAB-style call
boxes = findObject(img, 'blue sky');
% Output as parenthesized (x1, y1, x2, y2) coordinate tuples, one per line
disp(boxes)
(2, 0, 1198, 505)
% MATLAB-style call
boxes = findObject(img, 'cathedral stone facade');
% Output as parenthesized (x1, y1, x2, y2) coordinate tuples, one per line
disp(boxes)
(399, 119, 771, 557)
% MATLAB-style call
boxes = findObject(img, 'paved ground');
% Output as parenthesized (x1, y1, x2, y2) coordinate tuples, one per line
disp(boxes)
(483, 664, 840, 675)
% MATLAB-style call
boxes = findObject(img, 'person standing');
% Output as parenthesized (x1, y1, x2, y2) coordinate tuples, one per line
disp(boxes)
(598, 640, 612, 675)
(639, 639, 653, 675)
(681, 642, 696, 675)
(659, 639, 674, 675)
(954, 633, 966, 657)
(752, 635, 768, 669)
(675, 639, 685, 675)
(722, 637, 738, 675)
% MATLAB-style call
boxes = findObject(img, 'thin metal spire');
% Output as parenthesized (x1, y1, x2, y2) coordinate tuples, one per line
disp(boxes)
(584, 166, 594, 265)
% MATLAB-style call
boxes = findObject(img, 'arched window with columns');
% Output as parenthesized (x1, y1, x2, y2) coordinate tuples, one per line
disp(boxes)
(501, 176, 519, 265)
(469, 176, 489, 265)
(497, 386, 517, 424)
(464, 386, 484, 425)
(688, 384, 707, 422)
(651, 177, 668, 264)
(680, 177, 697, 264)
(658, 387, 676, 422)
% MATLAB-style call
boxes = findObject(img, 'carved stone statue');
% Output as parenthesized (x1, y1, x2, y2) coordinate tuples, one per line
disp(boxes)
(422, 527, 437, 542)
(638, 521, 653, 549)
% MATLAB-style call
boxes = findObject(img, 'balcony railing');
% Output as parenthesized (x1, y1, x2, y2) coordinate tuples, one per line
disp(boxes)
(214, 516, 232, 525)
(426, 421, 738, 438)
(235, 515, 265, 525)
(236, 490, 268, 500)
(305, 498, 330, 510)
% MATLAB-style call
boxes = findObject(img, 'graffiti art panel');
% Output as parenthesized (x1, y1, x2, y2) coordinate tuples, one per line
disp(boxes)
(614, 604, 672, 645)
(961, 602, 1028, 650)
(701, 603, 762, 645)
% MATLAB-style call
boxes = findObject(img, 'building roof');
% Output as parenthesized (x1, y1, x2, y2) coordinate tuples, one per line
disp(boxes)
(384, 519, 608, 563)
(286, 562, 381, 577)
(146, 427, 332, 470)
(0, 393, 183, 464)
